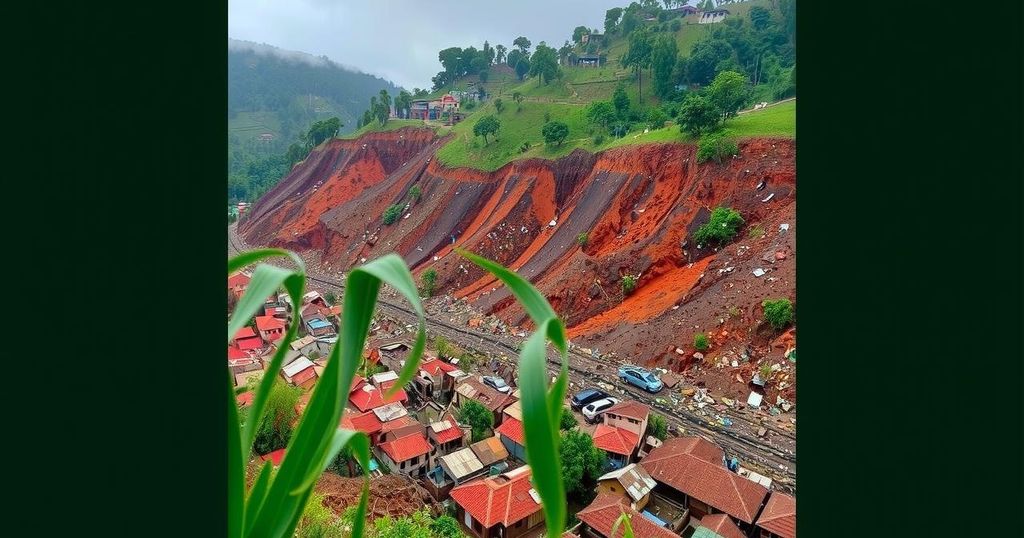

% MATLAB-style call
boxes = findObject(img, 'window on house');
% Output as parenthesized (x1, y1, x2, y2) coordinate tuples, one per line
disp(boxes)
(400, 460, 406, 469)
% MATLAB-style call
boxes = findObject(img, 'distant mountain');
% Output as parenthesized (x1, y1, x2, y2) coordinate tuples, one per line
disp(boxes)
(228, 38, 403, 203)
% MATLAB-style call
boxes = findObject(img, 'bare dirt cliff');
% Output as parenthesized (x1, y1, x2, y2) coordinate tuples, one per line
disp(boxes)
(240, 127, 795, 385)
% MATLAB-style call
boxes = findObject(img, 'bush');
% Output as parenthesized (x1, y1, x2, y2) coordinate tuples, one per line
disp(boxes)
(382, 204, 403, 225)
(544, 111, 551, 123)
(494, 98, 504, 113)
(408, 184, 422, 202)
(621, 274, 637, 295)
(542, 120, 570, 146)
(693, 206, 744, 246)
(646, 107, 669, 130)
(678, 93, 722, 136)
(434, 335, 450, 358)
(694, 332, 710, 351)
(696, 131, 739, 164)
(560, 406, 578, 431)
(670, 19, 682, 31)
(463, 100, 477, 110)
(592, 133, 606, 145)
(576, 232, 589, 247)
(646, 414, 668, 441)
(762, 298, 794, 330)
(421, 268, 437, 298)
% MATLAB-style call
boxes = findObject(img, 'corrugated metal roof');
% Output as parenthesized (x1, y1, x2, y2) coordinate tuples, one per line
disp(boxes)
(440, 447, 484, 479)
(372, 402, 409, 422)
(430, 420, 453, 433)
(282, 357, 314, 377)
(371, 371, 399, 384)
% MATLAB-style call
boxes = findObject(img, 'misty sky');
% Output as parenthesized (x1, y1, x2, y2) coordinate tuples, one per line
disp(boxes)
(228, 0, 630, 90)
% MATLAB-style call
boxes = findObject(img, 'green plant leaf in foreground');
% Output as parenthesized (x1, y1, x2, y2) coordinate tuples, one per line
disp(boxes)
(236, 253, 425, 538)
(610, 511, 636, 538)
(457, 248, 568, 536)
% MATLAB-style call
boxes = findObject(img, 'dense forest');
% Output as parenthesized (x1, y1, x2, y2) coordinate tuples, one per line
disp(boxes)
(228, 39, 402, 204)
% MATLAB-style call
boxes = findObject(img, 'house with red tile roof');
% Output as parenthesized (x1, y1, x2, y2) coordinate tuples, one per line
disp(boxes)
(494, 414, 526, 462)
(595, 463, 657, 511)
(375, 431, 433, 477)
(695, 514, 748, 538)
(260, 448, 286, 466)
(236, 391, 254, 408)
(640, 437, 769, 533)
(576, 493, 679, 538)
(427, 412, 466, 455)
(228, 271, 250, 297)
(254, 315, 285, 343)
(449, 465, 544, 538)
(602, 401, 650, 441)
(592, 424, 641, 468)
(227, 345, 249, 361)
(281, 356, 318, 389)
(754, 492, 795, 538)
(348, 381, 409, 412)
(340, 411, 384, 446)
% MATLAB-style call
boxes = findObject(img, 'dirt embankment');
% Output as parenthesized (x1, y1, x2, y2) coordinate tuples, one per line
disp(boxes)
(240, 129, 795, 374)
(315, 472, 441, 521)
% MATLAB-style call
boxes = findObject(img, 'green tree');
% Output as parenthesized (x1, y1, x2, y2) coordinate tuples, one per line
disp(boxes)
(621, 274, 638, 295)
(612, 85, 630, 117)
(434, 335, 451, 358)
(514, 57, 531, 81)
(559, 429, 605, 501)
(324, 291, 337, 305)
(694, 332, 710, 351)
(382, 203, 403, 225)
(560, 406, 579, 430)
(622, 29, 653, 103)
(375, 89, 392, 126)
(605, 7, 624, 33)
(677, 94, 722, 136)
(472, 114, 501, 145)
(494, 98, 504, 113)
(650, 35, 679, 99)
(512, 91, 524, 111)
(576, 232, 589, 247)
(762, 298, 794, 330)
(395, 89, 412, 119)
(621, 11, 641, 35)
(573, 25, 590, 44)
(242, 379, 303, 455)
(421, 268, 437, 298)
(686, 39, 733, 85)
(459, 399, 494, 442)
(696, 131, 738, 163)
(749, 5, 772, 32)
(307, 117, 342, 147)
(495, 44, 507, 64)
(646, 107, 669, 129)
(586, 101, 617, 132)
(646, 414, 669, 441)
(541, 120, 570, 146)
(408, 184, 422, 203)
(708, 70, 748, 119)
(693, 206, 744, 245)
(529, 42, 562, 84)
(513, 36, 532, 53)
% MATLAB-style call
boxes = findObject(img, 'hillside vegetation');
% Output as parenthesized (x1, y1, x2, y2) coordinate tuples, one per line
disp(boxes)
(354, 0, 795, 172)
(228, 39, 402, 203)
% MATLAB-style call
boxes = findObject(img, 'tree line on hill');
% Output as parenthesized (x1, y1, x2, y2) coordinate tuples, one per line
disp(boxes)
(430, 35, 565, 90)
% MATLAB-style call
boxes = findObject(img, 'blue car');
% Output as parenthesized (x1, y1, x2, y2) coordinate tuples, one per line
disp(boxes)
(618, 365, 664, 393)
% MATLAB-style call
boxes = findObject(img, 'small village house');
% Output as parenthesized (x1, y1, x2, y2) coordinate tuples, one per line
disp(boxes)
(699, 9, 729, 24)
(469, 436, 509, 469)
(592, 401, 649, 468)
(289, 334, 319, 357)
(640, 437, 770, 534)
(438, 447, 487, 486)
(228, 271, 250, 298)
(449, 466, 544, 538)
(455, 377, 517, 426)
(340, 410, 384, 446)
(494, 409, 526, 463)
(576, 494, 678, 538)
(348, 377, 409, 413)
(603, 401, 649, 438)
(254, 315, 285, 343)
(374, 430, 433, 477)
(754, 492, 796, 538)
(281, 356, 317, 388)
(427, 413, 466, 455)
(595, 463, 657, 512)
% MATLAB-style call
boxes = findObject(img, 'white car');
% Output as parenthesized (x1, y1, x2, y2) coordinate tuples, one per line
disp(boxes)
(582, 397, 620, 423)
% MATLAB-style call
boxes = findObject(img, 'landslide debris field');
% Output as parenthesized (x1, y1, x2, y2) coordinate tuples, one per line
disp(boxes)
(239, 126, 795, 406)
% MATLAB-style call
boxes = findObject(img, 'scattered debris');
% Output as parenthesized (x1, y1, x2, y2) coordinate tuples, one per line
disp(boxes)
(752, 268, 767, 277)
(779, 223, 790, 232)
(747, 392, 764, 408)
(761, 193, 775, 203)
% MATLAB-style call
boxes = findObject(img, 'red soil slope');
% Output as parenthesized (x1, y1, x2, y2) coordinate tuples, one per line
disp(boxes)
(240, 128, 795, 366)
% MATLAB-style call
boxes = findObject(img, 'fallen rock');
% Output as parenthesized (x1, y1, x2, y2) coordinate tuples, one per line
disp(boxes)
(757, 427, 768, 437)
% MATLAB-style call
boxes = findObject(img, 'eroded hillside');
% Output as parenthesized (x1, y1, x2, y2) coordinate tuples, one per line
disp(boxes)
(240, 127, 795, 386)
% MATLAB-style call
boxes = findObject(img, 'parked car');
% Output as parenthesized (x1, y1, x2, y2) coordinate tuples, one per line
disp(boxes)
(570, 388, 612, 411)
(618, 366, 664, 393)
(482, 375, 511, 394)
(582, 397, 620, 423)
